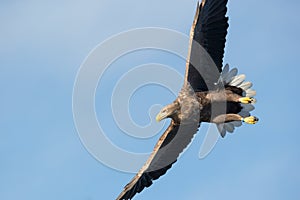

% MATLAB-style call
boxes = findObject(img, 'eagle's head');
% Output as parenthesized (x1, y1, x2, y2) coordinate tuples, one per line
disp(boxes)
(156, 101, 180, 122)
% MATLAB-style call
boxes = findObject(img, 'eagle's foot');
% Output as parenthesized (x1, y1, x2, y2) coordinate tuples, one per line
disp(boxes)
(242, 116, 259, 124)
(239, 97, 256, 104)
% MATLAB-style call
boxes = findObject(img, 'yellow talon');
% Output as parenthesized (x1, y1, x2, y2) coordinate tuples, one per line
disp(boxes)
(242, 116, 259, 124)
(239, 97, 257, 104)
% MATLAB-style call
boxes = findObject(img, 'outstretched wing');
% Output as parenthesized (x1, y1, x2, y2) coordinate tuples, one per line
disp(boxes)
(116, 122, 199, 200)
(184, 0, 229, 92)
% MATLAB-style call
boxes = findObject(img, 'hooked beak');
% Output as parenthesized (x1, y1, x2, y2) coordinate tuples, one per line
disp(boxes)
(156, 112, 167, 122)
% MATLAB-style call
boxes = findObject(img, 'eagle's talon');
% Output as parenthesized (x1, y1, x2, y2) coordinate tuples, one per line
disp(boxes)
(239, 97, 256, 104)
(242, 116, 259, 124)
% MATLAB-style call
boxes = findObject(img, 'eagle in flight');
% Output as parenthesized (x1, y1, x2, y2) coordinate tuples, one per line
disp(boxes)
(116, 0, 258, 199)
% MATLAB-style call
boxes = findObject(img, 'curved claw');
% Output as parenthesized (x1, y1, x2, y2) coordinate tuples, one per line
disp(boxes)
(239, 97, 257, 104)
(242, 116, 259, 124)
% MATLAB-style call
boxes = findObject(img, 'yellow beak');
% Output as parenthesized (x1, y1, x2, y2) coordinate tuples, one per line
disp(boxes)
(156, 114, 162, 122)
(156, 113, 166, 122)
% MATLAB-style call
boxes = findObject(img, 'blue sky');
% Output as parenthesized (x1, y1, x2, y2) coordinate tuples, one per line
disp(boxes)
(1, 0, 300, 199)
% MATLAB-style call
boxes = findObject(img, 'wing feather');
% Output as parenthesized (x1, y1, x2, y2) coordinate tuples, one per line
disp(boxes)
(184, 0, 229, 92)
(116, 122, 200, 200)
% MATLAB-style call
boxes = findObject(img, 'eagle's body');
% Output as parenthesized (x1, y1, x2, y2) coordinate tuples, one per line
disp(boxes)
(116, 0, 258, 199)
(171, 86, 244, 125)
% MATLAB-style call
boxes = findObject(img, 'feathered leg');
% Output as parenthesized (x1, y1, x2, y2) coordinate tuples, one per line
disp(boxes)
(212, 114, 259, 124)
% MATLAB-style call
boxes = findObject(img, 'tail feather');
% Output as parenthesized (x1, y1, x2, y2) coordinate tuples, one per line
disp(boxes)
(220, 64, 256, 98)
(239, 81, 252, 91)
(229, 74, 246, 86)
(245, 89, 256, 97)
(217, 64, 257, 137)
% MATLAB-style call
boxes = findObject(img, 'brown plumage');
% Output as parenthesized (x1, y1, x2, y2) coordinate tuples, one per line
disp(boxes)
(116, 0, 258, 199)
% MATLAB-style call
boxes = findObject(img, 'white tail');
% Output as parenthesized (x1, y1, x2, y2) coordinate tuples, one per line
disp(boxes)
(217, 64, 256, 137)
